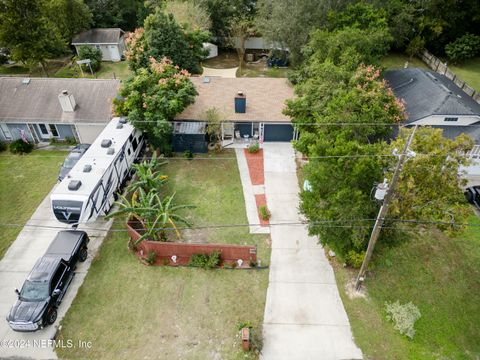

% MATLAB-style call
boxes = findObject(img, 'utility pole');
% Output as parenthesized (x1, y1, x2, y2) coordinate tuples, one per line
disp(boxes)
(355, 125, 418, 290)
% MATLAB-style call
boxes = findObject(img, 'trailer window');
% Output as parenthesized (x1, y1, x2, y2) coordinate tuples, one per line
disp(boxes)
(132, 138, 138, 151)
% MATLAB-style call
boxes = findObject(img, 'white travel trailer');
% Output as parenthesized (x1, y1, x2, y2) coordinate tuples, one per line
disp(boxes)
(51, 118, 144, 224)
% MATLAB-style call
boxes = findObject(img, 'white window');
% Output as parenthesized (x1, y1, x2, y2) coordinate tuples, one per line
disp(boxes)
(0, 123, 12, 140)
(49, 124, 59, 137)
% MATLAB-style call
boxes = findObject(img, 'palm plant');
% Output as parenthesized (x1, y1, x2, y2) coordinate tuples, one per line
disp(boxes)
(128, 153, 168, 195)
(107, 189, 194, 245)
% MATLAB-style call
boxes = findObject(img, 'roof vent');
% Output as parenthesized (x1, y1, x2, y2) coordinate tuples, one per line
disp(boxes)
(107, 148, 115, 155)
(119, 118, 127, 124)
(22, 78, 31, 85)
(116, 123, 123, 129)
(101, 139, 112, 148)
(83, 164, 92, 172)
(68, 180, 82, 191)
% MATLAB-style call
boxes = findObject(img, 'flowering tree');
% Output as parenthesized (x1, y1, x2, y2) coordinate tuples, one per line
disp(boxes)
(113, 57, 197, 154)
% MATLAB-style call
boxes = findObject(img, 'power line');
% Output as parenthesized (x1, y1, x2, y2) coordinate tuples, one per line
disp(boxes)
(0, 217, 475, 232)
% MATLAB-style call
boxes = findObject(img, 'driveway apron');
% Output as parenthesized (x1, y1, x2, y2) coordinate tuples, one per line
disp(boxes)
(261, 143, 362, 360)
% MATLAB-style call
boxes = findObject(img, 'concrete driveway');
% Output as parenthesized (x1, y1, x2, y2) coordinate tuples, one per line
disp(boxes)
(202, 66, 238, 78)
(261, 143, 362, 360)
(0, 186, 112, 359)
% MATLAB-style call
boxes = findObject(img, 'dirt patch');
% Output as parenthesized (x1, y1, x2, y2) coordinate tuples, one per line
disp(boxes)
(181, 228, 211, 244)
(244, 149, 264, 185)
(255, 194, 269, 227)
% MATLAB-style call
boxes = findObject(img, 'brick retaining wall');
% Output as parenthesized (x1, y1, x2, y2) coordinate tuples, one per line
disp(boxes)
(127, 221, 257, 267)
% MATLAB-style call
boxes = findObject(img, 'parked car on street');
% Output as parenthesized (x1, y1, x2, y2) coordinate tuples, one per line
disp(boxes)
(464, 186, 480, 210)
(58, 144, 90, 181)
(6, 230, 89, 332)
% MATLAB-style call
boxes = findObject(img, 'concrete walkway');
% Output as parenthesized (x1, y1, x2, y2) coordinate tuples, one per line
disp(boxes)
(261, 143, 362, 360)
(0, 186, 112, 359)
(235, 148, 269, 234)
(202, 66, 238, 78)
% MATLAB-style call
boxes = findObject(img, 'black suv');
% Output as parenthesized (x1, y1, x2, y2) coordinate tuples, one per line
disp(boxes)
(7, 231, 89, 332)
(464, 186, 480, 210)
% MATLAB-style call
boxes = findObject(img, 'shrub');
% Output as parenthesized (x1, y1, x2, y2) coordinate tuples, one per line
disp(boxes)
(189, 251, 221, 269)
(9, 139, 34, 154)
(445, 34, 480, 63)
(385, 301, 421, 339)
(77, 45, 102, 72)
(183, 149, 194, 160)
(146, 250, 157, 265)
(248, 142, 260, 154)
(259, 205, 271, 221)
(346, 250, 365, 268)
(0, 53, 8, 65)
(0, 141, 7, 152)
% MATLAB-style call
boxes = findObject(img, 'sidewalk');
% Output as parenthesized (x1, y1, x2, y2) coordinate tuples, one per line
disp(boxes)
(235, 148, 270, 234)
(261, 143, 362, 360)
(0, 186, 112, 359)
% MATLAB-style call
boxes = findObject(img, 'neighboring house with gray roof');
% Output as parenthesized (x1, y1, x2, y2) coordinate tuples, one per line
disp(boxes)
(173, 77, 296, 152)
(72, 28, 126, 62)
(0, 77, 119, 144)
(384, 68, 480, 143)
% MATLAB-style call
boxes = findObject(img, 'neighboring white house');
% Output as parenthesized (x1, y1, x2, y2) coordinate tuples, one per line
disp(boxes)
(0, 77, 120, 144)
(72, 28, 126, 62)
(202, 42, 218, 59)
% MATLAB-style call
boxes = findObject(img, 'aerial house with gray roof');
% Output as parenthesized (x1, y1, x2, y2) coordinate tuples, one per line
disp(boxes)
(72, 28, 126, 62)
(384, 68, 480, 143)
(0, 77, 119, 144)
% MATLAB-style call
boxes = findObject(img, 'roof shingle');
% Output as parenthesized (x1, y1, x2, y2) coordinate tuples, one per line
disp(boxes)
(175, 77, 294, 122)
(0, 77, 119, 124)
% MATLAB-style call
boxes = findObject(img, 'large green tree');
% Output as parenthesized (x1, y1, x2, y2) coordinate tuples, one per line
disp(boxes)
(256, 0, 347, 65)
(126, 9, 209, 74)
(0, 0, 66, 73)
(113, 57, 197, 154)
(84, 0, 145, 31)
(388, 127, 473, 233)
(288, 64, 404, 257)
(45, 0, 92, 42)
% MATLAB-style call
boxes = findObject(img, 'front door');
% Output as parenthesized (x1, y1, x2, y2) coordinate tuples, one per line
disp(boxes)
(36, 124, 59, 140)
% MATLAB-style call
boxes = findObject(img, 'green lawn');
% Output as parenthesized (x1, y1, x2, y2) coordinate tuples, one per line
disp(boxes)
(0, 150, 65, 258)
(334, 216, 480, 359)
(448, 57, 480, 92)
(57, 150, 270, 360)
(54, 61, 132, 80)
(380, 52, 429, 70)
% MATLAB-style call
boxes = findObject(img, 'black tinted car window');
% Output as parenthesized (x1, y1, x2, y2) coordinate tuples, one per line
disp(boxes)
(20, 281, 49, 301)
(50, 263, 67, 291)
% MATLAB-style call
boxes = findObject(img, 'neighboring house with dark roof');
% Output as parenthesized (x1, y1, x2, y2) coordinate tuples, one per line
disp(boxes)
(173, 77, 295, 152)
(0, 77, 119, 144)
(384, 68, 480, 142)
(72, 28, 126, 62)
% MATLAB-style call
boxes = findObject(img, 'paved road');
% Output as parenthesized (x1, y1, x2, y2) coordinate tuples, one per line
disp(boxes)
(261, 143, 362, 360)
(0, 187, 112, 359)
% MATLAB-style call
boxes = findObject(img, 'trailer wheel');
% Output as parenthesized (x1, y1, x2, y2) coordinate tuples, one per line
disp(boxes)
(46, 308, 57, 325)
(79, 247, 88, 262)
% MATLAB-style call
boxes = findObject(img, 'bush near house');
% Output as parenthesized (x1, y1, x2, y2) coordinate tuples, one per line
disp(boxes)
(0, 141, 6, 152)
(9, 139, 33, 154)
(77, 45, 102, 72)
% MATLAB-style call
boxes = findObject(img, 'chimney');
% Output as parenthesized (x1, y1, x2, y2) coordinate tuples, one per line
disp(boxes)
(58, 90, 76, 112)
(234, 91, 246, 113)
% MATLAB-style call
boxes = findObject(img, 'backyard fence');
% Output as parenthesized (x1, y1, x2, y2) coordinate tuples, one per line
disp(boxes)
(420, 49, 480, 104)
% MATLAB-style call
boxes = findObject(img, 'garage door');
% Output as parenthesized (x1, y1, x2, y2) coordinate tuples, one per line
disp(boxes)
(263, 124, 294, 142)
